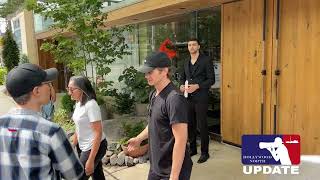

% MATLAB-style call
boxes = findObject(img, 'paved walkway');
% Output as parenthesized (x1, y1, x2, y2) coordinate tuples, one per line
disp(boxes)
(0, 85, 16, 116)
(103, 141, 319, 180)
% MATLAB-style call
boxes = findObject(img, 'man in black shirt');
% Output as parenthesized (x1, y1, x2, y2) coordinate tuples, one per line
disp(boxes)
(180, 38, 215, 163)
(128, 52, 193, 180)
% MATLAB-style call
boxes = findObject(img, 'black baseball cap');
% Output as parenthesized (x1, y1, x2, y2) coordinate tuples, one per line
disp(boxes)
(138, 52, 171, 73)
(6, 63, 58, 98)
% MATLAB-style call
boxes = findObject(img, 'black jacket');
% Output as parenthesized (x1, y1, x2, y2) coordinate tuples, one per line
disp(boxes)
(179, 54, 215, 102)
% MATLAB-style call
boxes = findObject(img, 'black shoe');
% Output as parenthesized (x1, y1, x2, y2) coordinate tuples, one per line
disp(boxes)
(189, 150, 197, 157)
(197, 154, 210, 163)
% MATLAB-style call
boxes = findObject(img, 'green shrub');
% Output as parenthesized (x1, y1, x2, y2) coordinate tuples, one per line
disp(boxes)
(61, 94, 75, 113)
(118, 66, 152, 103)
(114, 91, 135, 114)
(0, 67, 7, 85)
(96, 94, 105, 105)
(53, 108, 75, 132)
(20, 54, 30, 64)
(119, 120, 147, 145)
(2, 29, 19, 71)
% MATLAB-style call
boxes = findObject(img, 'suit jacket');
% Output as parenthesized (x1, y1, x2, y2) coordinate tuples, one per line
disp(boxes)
(179, 54, 215, 102)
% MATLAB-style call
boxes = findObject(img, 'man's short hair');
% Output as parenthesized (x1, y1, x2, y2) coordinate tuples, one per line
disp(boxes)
(157, 67, 172, 79)
(188, 38, 200, 45)
(13, 92, 32, 105)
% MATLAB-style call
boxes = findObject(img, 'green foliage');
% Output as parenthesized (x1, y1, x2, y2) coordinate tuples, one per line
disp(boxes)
(114, 90, 135, 115)
(119, 120, 146, 145)
(20, 54, 30, 64)
(96, 94, 105, 105)
(118, 66, 152, 103)
(27, 0, 132, 80)
(2, 29, 20, 71)
(53, 108, 75, 132)
(0, 0, 25, 18)
(61, 94, 75, 113)
(0, 67, 7, 85)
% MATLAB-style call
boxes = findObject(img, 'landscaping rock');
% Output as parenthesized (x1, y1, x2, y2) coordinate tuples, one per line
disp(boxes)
(110, 154, 118, 166)
(133, 158, 139, 164)
(108, 142, 118, 151)
(105, 150, 113, 157)
(138, 155, 147, 164)
(102, 156, 110, 165)
(117, 151, 125, 166)
(125, 156, 134, 167)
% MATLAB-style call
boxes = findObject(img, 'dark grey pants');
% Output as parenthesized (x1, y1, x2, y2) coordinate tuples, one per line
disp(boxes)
(76, 139, 107, 180)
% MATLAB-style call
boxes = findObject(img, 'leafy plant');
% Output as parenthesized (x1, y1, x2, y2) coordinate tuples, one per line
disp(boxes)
(0, 67, 7, 85)
(2, 29, 19, 71)
(0, 0, 25, 18)
(20, 54, 30, 64)
(118, 66, 152, 103)
(27, 0, 132, 85)
(96, 94, 105, 106)
(114, 91, 135, 115)
(53, 108, 75, 132)
(119, 121, 146, 145)
(61, 94, 75, 113)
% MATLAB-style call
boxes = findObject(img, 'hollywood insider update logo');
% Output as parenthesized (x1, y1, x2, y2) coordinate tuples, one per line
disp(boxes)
(242, 135, 300, 175)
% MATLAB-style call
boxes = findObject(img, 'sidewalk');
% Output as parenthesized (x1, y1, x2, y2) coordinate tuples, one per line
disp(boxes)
(103, 141, 319, 180)
(103, 141, 265, 180)
(0, 85, 16, 116)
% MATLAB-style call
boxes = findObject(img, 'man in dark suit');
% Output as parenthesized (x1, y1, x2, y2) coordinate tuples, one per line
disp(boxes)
(179, 38, 215, 163)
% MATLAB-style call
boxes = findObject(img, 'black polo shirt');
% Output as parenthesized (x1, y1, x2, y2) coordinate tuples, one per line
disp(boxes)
(148, 82, 193, 177)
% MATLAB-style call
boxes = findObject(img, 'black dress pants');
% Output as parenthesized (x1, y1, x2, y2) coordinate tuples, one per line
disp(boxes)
(187, 99, 209, 154)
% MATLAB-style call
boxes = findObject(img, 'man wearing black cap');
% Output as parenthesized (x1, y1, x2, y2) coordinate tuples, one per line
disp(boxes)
(0, 63, 83, 179)
(127, 52, 193, 180)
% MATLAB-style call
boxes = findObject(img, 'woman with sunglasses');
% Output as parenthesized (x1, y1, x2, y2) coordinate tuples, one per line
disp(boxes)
(67, 76, 107, 180)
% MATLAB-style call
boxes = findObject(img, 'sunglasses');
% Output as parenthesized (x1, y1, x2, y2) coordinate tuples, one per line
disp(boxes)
(66, 87, 80, 93)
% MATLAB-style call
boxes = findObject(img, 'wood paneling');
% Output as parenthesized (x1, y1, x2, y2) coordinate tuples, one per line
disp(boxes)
(276, 0, 320, 154)
(222, 0, 264, 145)
(36, 0, 234, 39)
(37, 39, 66, 92)
(105, 0, 232, 27)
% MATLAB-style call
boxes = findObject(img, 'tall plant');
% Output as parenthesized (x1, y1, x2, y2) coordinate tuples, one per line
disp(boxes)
(0, 0, 25, 18)
(26, 0, 131, 84)
(118, 66, 152, 103)
(2, 29, 20, 71)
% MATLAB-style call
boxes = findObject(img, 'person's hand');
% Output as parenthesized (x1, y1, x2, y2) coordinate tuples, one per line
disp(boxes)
(85, 158, 94, 175)
(179, 85, 185, 93)
(127, 137, 142, 152)
(186, 84, 199, 93)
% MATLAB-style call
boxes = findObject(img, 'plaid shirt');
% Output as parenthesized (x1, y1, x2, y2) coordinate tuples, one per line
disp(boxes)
(0, 108, 83, 180)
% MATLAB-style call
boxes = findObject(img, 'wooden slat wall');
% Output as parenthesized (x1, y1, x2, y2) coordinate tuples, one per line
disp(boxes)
(276, 0, 320, 154)
(37, 39, 65, 92)
(222, 0, 264, 145)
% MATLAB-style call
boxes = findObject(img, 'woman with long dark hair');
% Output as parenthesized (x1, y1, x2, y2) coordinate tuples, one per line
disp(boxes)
(67, 76, 107, 180)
